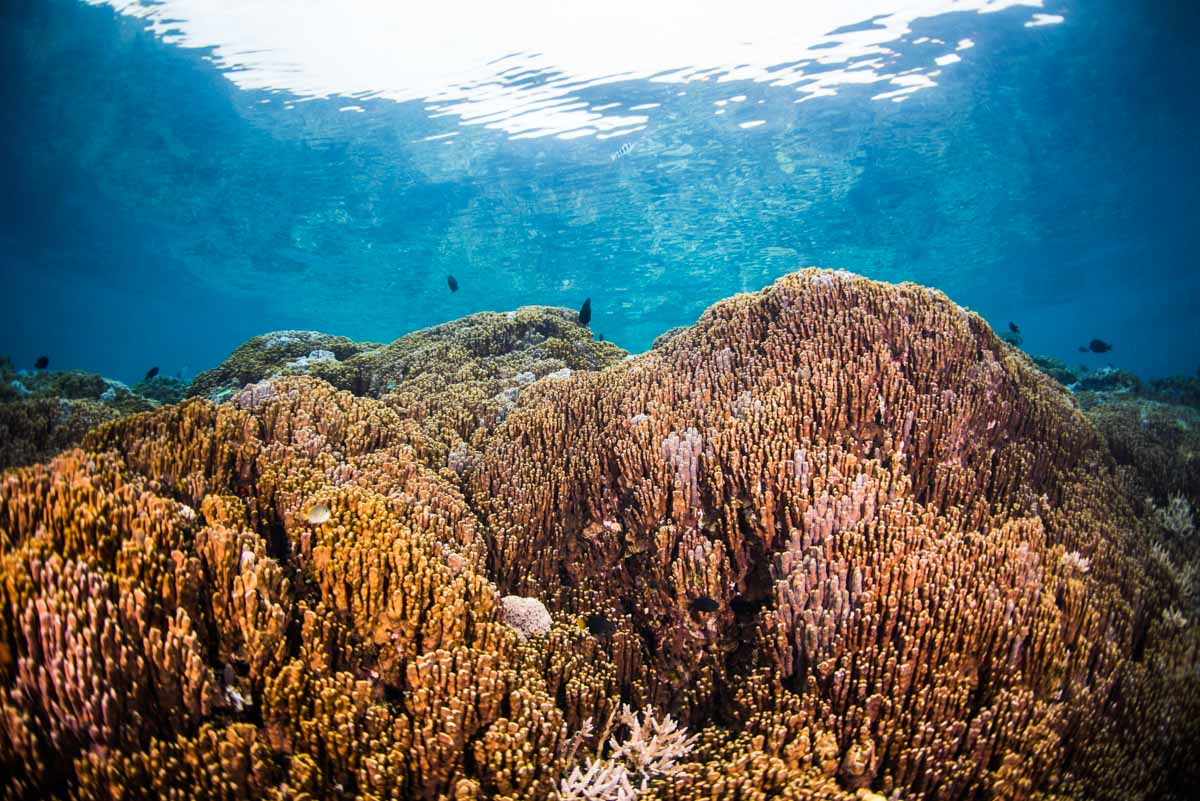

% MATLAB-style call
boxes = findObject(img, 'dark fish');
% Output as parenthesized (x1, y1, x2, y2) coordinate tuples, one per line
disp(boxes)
(1086, 339, 1113, 354)
(578, 298, 592, 327)
(143, 366, 159, 382)
(597, 333, 605, 342)
(447, 274, 459, 293)
(1008, 321, 1020, 334)
(34, 355, 48, 370)
(691, 596, 719, 613)
(584, 613, 615, 637)
(730, 596, 767, 615)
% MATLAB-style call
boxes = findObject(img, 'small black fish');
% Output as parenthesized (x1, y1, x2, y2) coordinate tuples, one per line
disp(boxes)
(584, 613, 615, 637)
(578, 298, 592, 327)
(144, 366, 159, 382)
(691, 596, 719, 613)
(447, 274, 459, 293)
(1086, 339, 1113, 354)
(1008, 321, 1020, 334)
(34, 355, 48, 370)
(597, 333, 605, 342)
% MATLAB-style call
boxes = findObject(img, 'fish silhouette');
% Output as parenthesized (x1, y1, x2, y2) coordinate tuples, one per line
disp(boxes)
(583, 614, 615, 637)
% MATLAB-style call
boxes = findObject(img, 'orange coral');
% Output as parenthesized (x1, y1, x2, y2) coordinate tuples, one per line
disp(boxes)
(1, 270, 1196, 801)
(471, 270, 1198, 798)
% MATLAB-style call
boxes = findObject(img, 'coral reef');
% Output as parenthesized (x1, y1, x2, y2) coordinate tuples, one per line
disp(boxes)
(0, 398, 121, 472)
(363, 306, 627, 468)
(186, 331, 379, 401)
(651, 327, 688, 350)
(0, 360, 175, 471)
(1, 270, 1197, 801)
(1023, 353, 1200, 416)
(188, 307, 624, 409)
(131, 375, 189, 405)
(1145, 375, 1200, 410)
(188, 307, 628, 470)
(1073, 366, 1144, 403)
(1085, 399, 1200, 510)
(1030, 354, 1077, 386)
(0, 357, 20, 404)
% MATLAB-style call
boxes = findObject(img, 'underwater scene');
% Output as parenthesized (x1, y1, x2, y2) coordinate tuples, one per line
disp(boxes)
(1, 0, 1199, 798)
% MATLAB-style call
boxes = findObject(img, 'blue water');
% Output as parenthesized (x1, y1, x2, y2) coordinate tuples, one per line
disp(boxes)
(2, 0, 1198, 384)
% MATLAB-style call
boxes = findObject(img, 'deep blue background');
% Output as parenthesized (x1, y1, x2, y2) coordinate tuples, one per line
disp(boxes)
(2, 0, 1198, 384)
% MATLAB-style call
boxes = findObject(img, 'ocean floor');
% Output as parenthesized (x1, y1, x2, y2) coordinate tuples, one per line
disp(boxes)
(1, 270, 1197, 800)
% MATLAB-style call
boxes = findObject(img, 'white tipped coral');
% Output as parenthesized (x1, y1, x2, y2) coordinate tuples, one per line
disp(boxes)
(1154, 494, 1195, 537)
(558, 758, 636, 801)
(608, 705, 698, 788)
(1060, 550, 1091, 574)
(558, 705, 698, 800)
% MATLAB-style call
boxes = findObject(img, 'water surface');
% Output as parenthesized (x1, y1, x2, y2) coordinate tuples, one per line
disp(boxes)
(2, 0, 1197, 381)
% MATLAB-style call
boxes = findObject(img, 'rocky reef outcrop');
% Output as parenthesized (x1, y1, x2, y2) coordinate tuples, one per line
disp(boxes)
(187, 307, 624, 406)
(1, 270, 1196, 801)
(0, 359, 170, 471)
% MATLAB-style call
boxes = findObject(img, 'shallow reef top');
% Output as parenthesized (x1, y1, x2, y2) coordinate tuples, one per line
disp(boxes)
(0, 269, 1197, 801)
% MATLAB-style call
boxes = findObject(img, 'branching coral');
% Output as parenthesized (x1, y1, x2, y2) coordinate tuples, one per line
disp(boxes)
(1154, 494, 1195, 538)
(559, 705, 697, 800)
(560, 758, 637, 801)
(2, 270, 1197, 801)
(471, 269, 1199, 799)
(608, 706, 698, 789)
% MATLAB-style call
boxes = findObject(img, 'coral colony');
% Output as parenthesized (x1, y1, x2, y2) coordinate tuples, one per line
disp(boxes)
(1, 270, 1198, 800)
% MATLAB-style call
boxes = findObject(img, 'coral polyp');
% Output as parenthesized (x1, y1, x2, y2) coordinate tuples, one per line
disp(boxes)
(1, 270, 1196, 801)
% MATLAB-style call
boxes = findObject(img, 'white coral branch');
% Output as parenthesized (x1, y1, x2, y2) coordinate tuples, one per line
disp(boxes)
(558, 705, 698, 800)
(608, 704, 699, 789)
(558, 758, 636, 801)
(1154, 494, 1195, 537)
